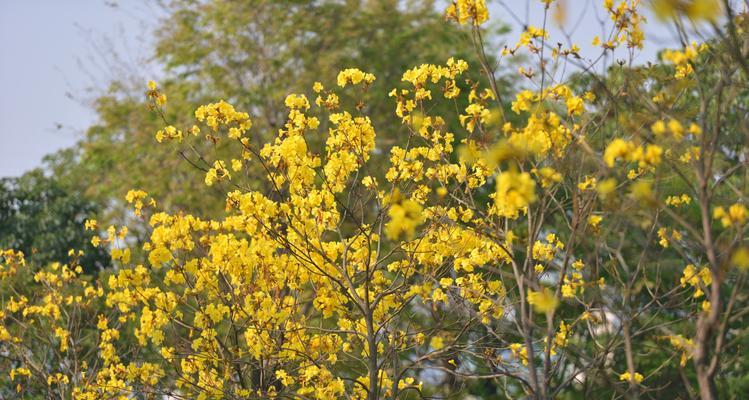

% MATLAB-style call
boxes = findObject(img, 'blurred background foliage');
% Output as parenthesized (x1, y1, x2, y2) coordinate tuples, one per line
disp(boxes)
(44, 0, 513, 238)
(0, 170, 110, 274)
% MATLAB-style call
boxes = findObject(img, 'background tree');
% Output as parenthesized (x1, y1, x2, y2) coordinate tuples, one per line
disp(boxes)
(46, 0, 512, 235)
(0, 170, 109, 274)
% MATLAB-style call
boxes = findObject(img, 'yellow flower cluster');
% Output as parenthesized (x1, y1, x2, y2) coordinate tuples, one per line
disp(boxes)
(385, 190, 425, 240)
(324, 112, 376, 193)
(532, 233, 564, 262)
(125, 189, 156, 216)
(527, 287, 559, 314)
(446, 0, 489, 26)
(336, 68, 376, 87)
(665, 334, 695, 367)
(603, 0, 645, 49)
(666, 194, 691, 207)
(662, 42, 708, 79)
(603, 138, 663, 170)
(657, 227, 682, 248)
(513, 26, 549, 52)
(713, 204, 747, 228)
(146, 79, 167, 106)
(493, 170, 536, 218)
(619, 371, 644, 384)
(195, 99, 253, 134)
(204, 160, 231, 186)
(392, 58, 469, 121)
(155, 125, 183, 143)
(680, 264, 712, 298)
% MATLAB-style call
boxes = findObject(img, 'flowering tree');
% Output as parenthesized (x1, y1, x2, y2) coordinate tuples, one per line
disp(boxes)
(46, 0, 501, 234)
(1, 1, 748, 399)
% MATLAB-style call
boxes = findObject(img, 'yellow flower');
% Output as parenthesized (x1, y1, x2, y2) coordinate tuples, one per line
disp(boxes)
(155, 125, 183, 143)
(573, 176, 595, 192)
(653, 0, 721, 21)
(494, 171, 536, 219)
(713, 204, 747, 227)
(385, 190, 425, 241)
(667, 119, 684, 139)
(205, 160, 231, 186)
(148, 247, 172, 269)
(566, 95, 584, 115)
(284, 93, 310, 110)
(449, 0, 489, 25)
(688, 123, 702, 136)
(666, 194, 691, 207)
(533, 167, 562, 188)
(9, 367, 31, 381)
(619, 371, 644, 384)
(731, 247, 749, 270)
(630, 180, 655, 204)
(662, 42, 706, 79)
(509, 343, 529, 365)
(666, 334, 694, 366)
(651, 120, 667, 135)
(84, 219, 98, 231)
(527, 287, 559, 314)
(231, 159, 243, 172)
(680, 264, 712, 298)
(430, 336, 445, 350)
(54, 327, 69, 352)
(337, 68, 375, 87)
(603, 138, 636, 167)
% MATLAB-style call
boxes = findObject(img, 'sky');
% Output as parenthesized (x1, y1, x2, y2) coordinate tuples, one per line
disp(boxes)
(0, 0, 161, 178)
(0, 0, 683, 178)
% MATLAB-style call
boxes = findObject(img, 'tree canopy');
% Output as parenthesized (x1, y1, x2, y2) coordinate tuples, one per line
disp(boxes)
(47, 0, 508, 231)
(0, 171, 109, 274)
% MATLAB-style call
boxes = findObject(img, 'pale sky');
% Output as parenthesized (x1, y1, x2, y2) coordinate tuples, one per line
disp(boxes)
(0, 0, 683, 178)
(0, 0, 160, 178)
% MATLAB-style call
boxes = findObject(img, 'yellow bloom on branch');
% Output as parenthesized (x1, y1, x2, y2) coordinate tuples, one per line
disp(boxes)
(527, 287, 559, 314)
(493, 170, 536, 219)
(713, 204, 747, 228)
(619, 371, 644, 384)
(447, 0, 489, 26)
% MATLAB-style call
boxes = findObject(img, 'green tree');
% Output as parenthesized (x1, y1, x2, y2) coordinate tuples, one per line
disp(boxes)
(47, 0, 511, 233)
(0, 170, 109, 274)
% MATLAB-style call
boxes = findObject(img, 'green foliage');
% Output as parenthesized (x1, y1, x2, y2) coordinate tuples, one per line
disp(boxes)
(47, 0, 510, 232)
(0, 170, 109, 274)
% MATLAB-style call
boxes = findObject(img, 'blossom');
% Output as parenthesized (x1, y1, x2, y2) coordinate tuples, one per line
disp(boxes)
(713, 204, 747, 227)
(385, 190, 425, 240)
(527, 287, 559, 314)
(337, 68, 375, 87)
(619, 371, 644, 384)
(493, 171, 536, 218)
(447, 0, 489, 25)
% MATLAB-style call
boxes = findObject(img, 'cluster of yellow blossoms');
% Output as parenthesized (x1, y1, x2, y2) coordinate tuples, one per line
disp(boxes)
(445, 0, 489, 26)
